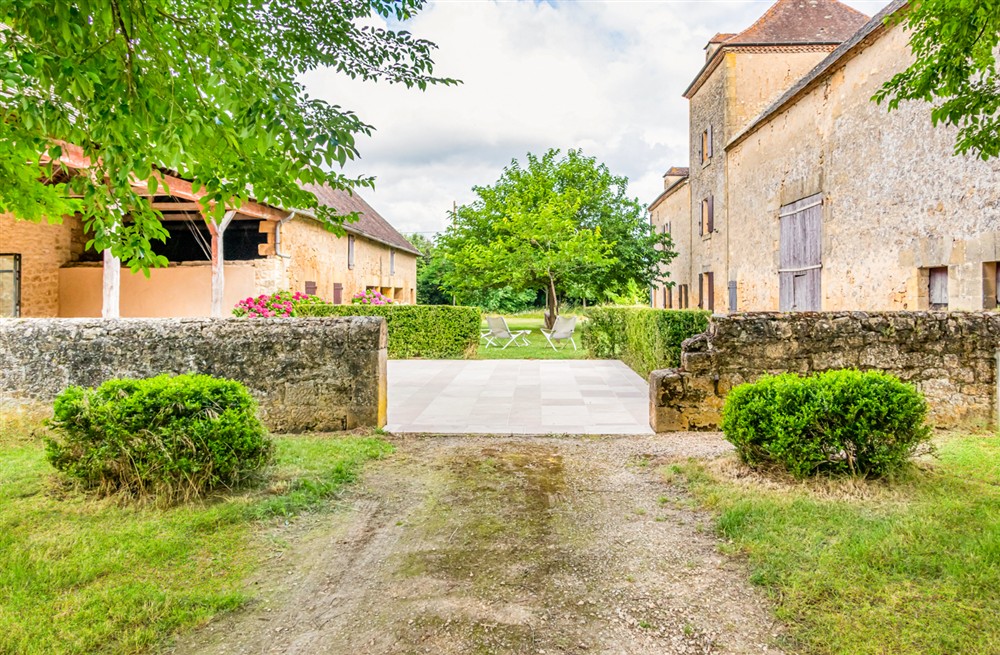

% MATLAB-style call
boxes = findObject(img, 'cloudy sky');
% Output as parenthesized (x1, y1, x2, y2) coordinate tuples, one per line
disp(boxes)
(300, 0, 892, 238)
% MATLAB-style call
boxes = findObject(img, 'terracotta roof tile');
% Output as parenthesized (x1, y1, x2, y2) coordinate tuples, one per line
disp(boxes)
(665, 166, 690, 177)
(725, 0, 869, 45)
(303, 183, 421, 256)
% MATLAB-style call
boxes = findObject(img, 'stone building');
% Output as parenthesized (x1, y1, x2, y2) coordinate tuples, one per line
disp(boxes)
(651, 0, 1000, 313)
(0, 168, 419, 318)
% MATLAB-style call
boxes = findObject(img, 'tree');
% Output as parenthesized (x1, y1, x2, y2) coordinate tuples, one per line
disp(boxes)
(0, 0, 454, 269)
(874, 1, 1000, 160)
(406, 233, 451, 306)
(438, 149, 675, 327)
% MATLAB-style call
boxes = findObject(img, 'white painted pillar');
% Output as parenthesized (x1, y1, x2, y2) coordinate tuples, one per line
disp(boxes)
(209, 210, 237, 318)
(102, 247, 121, 319)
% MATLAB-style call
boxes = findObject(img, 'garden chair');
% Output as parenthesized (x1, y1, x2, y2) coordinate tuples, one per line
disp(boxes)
(540, 315, 577, 351)
(482, 316, 531, 349)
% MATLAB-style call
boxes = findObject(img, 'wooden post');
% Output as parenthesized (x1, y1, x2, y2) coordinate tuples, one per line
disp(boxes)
(208, 210, 237, 318)
(101, 247, 121, 319)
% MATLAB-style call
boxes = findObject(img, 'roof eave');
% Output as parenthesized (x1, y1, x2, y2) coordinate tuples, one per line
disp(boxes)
(648, 178, 689, 211)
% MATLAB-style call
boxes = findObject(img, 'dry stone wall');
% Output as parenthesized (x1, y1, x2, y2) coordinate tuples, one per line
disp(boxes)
(650, 312, 1000, 432)
(0, 317, 387, 433)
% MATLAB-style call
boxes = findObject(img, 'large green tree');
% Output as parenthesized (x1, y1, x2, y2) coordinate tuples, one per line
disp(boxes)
(874, 1, 1000, 160)
(438, 149, 675, 327)
(0, 0, 453, 269)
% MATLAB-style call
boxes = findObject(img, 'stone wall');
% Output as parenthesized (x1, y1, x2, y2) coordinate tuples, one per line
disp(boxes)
(1, 213, 85, 317)
(0, 317, 387, 433)
(650, 311, 1000, 432)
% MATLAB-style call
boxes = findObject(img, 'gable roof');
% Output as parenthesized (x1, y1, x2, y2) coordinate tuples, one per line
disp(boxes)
(649, 168, 690, 211)
(726, 0, 869, 45)
(304, 183, 421, 256)
(729, 0, 905, 149)
(684, 0, 869, 99)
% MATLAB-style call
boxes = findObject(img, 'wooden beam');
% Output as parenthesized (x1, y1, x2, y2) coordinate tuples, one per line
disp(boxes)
(208, 210, 238, 318)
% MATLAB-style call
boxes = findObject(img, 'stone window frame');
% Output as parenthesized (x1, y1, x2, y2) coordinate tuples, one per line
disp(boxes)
(0, 253, 20, 318)
(700, 196, 714, 237)
(983, 262, 999, 310)
(700, 124, 713, 166)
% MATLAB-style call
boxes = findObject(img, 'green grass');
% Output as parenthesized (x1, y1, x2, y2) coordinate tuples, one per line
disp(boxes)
(677, 433, 1000, 655)
(0, 427, 392, 655)
(476, 315, 588, 360)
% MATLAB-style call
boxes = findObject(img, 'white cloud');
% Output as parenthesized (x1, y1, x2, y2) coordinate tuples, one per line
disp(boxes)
(300, 0, 893, 237)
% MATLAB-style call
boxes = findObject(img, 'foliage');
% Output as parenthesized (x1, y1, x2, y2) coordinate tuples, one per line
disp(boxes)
(298, 303, 481, 358)
(407, 233, 451, 306)
(437, 149, 675, 326)
(679, 433, 1000, 655)
(0, 429, 391, 654)
(581, 307, 710, 377)
(352, 288, 395, 305)
(874, 1, 1000, 160)
(0, 0, 454, 270)
(232, 290, 326, 317)
(46, 374, 273, 502)
(463, 286, 539, 314)
(722, 370, 932, 478)
(476, 314, 588, 361)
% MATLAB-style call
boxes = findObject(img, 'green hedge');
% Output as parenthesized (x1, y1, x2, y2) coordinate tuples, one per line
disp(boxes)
(721, 370, 931, 478)
(46, 374, 272, 503)
(297, 304, 482, 359)
(581, 307, 710, 377)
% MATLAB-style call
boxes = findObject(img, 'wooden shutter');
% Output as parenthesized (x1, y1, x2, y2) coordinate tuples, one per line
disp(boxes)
(305, 281, 317, 296)
(333, 283, 343, 305)
(779, 194, 823, 311)
(929, 267, 948, 309)
(348, 235, 355, 269)
(707, 195, 714, 233)
(699, 200, 706, 236)
(707, 124, 714, 158)
(706, 272, 715, 311)
(728, 280, 737, 312)
(697, 274, 704, 308)
(666, 286, 672, 309)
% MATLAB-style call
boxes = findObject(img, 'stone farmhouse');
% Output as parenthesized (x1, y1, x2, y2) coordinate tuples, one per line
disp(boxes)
(0, 150, 419, 318)
(650, 0, 1000, 314)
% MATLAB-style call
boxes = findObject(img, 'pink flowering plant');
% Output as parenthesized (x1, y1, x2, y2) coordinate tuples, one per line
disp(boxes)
(351, 289, 395, 306)
(232, 290, 326, 318)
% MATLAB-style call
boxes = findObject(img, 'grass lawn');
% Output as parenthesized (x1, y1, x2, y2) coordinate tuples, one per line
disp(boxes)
(476, 313, 588, 360)
(676, 433, 1000, 655)
(0, 425, 392, 655)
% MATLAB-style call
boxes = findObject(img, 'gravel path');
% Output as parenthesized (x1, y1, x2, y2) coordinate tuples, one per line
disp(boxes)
(166, 434, 785, 655)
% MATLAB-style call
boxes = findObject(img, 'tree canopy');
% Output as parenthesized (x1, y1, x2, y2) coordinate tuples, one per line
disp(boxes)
(0, 0, 453, 269)
(874, 0, 1000, 160)
(437, 149, 675, 325)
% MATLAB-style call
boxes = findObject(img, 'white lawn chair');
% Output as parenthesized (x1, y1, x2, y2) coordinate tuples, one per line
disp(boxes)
(540, 315, 577, 351)
(482, 316, 530, 349)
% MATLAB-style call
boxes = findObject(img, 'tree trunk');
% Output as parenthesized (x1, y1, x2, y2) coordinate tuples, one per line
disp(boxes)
(102, 247, 120, 319)
(545, 275, 558, 329)
(209, 210, 237, 318)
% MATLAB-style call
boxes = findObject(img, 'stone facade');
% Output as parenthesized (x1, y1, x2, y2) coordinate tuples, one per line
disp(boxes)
(0, 317, 388, 433)
(650, 311, 1000, 432)
(650, 172, 690, 308)
(651, 1, 1000, 314)
(0, 212, 84, 317)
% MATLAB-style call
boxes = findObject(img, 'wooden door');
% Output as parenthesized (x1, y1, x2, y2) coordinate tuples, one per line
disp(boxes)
(779, 194, 822, 311)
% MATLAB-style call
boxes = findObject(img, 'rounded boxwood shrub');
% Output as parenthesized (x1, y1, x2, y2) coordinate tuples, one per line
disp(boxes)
(46, 374, 273, 502)
(721, 370, 931, 478)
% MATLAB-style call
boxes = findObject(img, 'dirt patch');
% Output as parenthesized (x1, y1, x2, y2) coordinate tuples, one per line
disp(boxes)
(164, 434, 784, 655)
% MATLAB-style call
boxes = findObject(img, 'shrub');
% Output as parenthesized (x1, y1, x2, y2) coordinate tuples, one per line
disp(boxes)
(46, 374, 273, 502)
(297, 303, 481, 358)
(581, 306, 710, 377)
(352, 289, 395, 305)
(721, 370, 932, 478)
(232, 290, 326, 317)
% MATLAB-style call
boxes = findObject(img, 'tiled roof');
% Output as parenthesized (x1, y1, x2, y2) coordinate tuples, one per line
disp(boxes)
(730, 0, 905, 148)
(303, 183, 421, 256)
(708, 33, 737, 44)
(665, 166, 690, 177)
(725, 0, 869, 45)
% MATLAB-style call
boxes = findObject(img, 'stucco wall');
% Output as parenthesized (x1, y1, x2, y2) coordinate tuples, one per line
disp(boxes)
(726, 24, 1000, 312)
(650, 311, 1000, 432)
(0, 213, 84, 317)
(0, 317, 388, 433)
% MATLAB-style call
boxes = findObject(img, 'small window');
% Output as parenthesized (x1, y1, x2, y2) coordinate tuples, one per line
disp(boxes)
(700, 125, 713, 164)
(0, 254, 21, 318)
(390, 249, 395, 276)
(928, 267, 948, 310)
(348, 235, 355, 270)
(728, 280, 737, 312)
(698, 272, 715, 311)
(700, 196, 714, 236)
(679, 284, 689, 309)
(304, 281, 317, 296)
(666, 286, 672, 309)
(333, 283, 343, 305)
(983, 262, 999, 310)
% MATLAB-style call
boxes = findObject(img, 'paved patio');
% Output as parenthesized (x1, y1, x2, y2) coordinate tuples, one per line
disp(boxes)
(386, 360, 653, 435)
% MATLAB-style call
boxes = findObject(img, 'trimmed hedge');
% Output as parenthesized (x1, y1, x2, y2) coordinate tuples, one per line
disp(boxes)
(581, 307, 711, 377)
(46, 374, 272, 503)
(722, 370, 932, 478)
(297, 304, 481, 359)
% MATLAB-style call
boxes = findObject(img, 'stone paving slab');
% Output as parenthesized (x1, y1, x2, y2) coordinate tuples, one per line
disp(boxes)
(386, 359, 653, 435)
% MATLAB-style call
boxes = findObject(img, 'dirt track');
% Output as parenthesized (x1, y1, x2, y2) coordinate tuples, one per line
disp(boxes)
(166, 434, 785, 655)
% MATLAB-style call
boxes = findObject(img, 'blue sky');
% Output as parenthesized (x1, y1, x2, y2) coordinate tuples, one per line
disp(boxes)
(300, 0, 894, 237)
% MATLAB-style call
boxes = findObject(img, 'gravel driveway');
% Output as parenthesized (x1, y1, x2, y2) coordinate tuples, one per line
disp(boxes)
(166, 434, 785, 655)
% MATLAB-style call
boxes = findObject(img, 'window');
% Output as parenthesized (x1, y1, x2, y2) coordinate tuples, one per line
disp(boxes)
(390, 249, 395, 276)
(0, 254, 20, 318)
(928, 266, 948, 310)
(700, 196, 714, 236)
(698, 272, 715, 311)
(665, 286, 672, 309)
(348, 235, 355, 270)
(304, 281, 317, 296)
(700, 124, 713, 164)
(333, 282, 344, 305)
(984, 262, 999, 310)
(678, 284, 689, 309)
